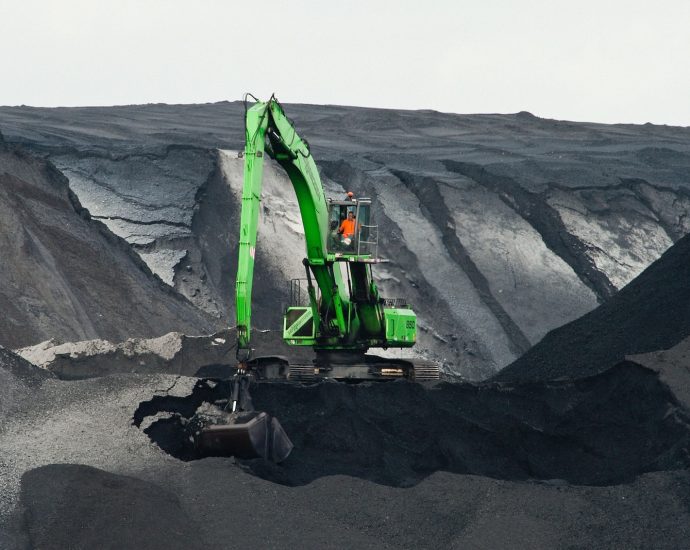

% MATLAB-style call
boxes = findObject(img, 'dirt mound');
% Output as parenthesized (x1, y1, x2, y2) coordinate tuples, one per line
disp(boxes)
(0, 145, 214, 349)
(134, 362, 690, 487)
(18, 464, 207, 550)
(496, 232, 690, 383)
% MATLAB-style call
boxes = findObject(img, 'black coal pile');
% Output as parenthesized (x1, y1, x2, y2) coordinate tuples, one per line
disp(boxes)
(624, 334, 690, 410)
(496, 232, 690, 383)
(134, 363, 690, 487)
(0, 143, 214, 348)
(0, 345, 51, 385)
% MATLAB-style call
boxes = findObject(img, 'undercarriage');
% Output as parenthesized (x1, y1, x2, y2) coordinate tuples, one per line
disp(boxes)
(247, 352, 440, 383)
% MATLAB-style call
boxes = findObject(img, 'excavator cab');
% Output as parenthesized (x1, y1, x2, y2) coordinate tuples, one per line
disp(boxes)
(327, 198, 376, 257)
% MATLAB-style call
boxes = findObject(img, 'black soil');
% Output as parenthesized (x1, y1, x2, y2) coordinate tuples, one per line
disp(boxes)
(496, 232, 690, 383)
(19, 464, 208, 550)
(134, 363, 690, 487)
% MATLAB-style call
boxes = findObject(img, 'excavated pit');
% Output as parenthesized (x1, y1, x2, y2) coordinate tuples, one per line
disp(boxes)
(133, 362, 690, 488)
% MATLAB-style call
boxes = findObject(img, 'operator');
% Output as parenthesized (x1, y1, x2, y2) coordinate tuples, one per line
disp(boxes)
(338, 210, 357, 243)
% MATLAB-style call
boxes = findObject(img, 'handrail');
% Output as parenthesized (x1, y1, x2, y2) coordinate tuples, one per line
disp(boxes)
(357, 223, 379, 258)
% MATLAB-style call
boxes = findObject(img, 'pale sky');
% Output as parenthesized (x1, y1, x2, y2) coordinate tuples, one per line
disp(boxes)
(1, 0, 689, 125)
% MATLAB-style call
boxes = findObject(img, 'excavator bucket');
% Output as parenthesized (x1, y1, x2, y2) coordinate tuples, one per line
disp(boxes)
(188, 372, 293, 463)
(193, 410, 293, 463)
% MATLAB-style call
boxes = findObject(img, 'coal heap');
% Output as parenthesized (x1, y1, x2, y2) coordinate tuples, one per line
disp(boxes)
(4, 102, 690, 377)
(0, 345, 52, 420)
(496, 232, 690, 383)
(0, 345, 51, 385)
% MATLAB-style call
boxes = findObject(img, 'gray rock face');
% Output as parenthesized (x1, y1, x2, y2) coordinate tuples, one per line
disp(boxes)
(2, 103, 689, 378)
(0, 145, 214, 348)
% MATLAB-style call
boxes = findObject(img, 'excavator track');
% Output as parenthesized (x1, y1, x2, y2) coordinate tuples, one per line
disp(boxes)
(252, 355, 440, 383)
(412, 361, 441, 382)
(287, 364, 318, 382)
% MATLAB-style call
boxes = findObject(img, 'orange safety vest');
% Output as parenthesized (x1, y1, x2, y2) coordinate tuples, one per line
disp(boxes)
(339, 218, 356, 237)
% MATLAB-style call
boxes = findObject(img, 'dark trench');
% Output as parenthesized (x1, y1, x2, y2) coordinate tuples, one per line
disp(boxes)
(132, 362, 690, 488)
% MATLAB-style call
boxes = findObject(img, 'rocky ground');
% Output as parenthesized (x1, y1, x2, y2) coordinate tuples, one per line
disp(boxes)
(2, 103, 689, 377)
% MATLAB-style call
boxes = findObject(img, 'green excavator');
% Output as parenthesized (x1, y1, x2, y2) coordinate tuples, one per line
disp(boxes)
(191, 95, 438, 462)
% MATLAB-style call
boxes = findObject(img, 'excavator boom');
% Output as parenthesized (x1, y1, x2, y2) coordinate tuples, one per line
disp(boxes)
(236, 98, 334, 356)
(236, 95, 419, 361)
